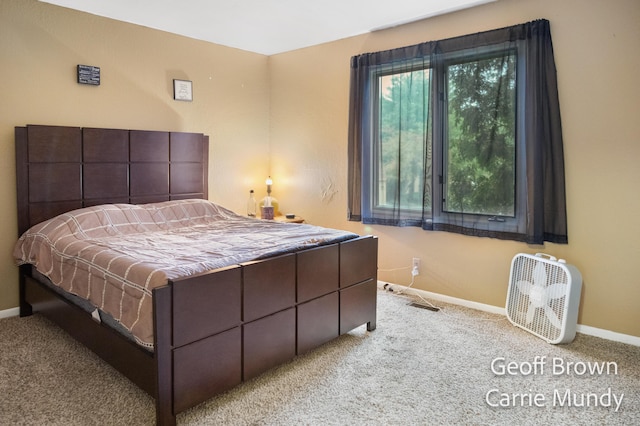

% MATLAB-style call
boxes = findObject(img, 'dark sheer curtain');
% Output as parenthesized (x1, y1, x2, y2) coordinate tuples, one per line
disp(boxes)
(347, 19, 568, 244)
(523, 21, 568, 244)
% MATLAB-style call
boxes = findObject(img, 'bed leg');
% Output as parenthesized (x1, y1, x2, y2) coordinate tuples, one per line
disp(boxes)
(153, 286, 176, 426)
(20, 297, 33, 317)
(367, 320, 377, 332)
(19, 267, 33, 317)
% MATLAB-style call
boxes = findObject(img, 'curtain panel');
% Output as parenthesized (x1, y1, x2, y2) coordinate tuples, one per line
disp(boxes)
(347, 19, 568, 244)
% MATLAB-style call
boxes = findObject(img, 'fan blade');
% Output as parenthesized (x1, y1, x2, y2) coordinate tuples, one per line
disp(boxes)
(546, 283, 568, 300)
(533, 263, 547, 287)
(526, 303, 537, 324)
(544, 305, 563, 329)
(516, 280, 532, 295)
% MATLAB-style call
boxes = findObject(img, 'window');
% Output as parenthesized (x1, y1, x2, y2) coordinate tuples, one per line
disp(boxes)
(348, 20, 568, 244)
(371, 65, 431, 222)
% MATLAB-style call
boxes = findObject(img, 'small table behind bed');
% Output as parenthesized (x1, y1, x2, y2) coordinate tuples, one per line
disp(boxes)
(15, 125, 378, 425)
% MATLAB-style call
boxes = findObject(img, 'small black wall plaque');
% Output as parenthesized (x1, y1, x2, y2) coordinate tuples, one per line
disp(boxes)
(77, 64, 100, 85)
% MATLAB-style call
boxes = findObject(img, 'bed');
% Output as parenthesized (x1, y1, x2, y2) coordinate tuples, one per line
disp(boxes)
(14, 125, 378, 425)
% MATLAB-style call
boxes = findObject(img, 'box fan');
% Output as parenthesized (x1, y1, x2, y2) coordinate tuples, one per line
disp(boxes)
(506, 253, 582, 344)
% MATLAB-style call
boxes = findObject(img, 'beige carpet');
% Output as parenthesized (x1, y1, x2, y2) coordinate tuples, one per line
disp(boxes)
(1, 289, 638, 425)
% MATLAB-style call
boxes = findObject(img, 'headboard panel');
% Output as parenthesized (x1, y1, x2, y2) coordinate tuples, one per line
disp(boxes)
(16, 125, 209, 235)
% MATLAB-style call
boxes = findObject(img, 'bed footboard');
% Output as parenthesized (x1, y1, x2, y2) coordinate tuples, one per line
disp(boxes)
(157, 235, 378, 425)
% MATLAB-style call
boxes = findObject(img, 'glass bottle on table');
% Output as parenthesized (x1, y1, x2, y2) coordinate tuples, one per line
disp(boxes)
(247, 189, 257, 217)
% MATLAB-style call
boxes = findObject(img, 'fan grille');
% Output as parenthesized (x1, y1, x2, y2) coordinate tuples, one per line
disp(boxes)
(507, 255, 569, 341)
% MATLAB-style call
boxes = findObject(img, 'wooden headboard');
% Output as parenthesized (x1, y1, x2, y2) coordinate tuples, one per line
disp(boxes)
(16, 125, 209, 235)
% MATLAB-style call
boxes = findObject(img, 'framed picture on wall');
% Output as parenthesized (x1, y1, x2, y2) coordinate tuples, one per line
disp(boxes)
(173, 79, 193, 101)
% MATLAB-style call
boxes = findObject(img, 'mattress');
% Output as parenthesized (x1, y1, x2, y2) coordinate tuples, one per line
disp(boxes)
(14, 199, 358, 348)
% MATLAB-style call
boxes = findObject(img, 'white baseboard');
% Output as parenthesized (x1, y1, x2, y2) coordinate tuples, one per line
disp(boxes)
(378, 281, 640, 347)
(575, 324, 640, 347)
(0, 307, 20, 320)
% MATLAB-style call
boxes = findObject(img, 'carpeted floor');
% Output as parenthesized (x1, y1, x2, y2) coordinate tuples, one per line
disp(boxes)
(1, 289, 638, 425)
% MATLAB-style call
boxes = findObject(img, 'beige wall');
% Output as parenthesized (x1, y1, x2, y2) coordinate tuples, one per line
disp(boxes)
(269, 0, 640, 338)
(2, 0, 639, 339)
(0, 0, 270, 310)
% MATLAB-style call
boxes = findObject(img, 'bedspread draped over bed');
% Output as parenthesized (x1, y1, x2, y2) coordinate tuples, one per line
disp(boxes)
(13, 199, 358, 349)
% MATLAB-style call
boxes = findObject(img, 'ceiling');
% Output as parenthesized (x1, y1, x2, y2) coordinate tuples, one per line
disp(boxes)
(40, 0, 495, 56)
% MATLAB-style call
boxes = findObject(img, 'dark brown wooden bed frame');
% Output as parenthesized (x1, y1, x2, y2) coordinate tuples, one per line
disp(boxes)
(15, 125, 378, 425)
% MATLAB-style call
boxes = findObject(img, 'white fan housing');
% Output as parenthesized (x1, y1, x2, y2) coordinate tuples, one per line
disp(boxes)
(506, 253, 582, 344)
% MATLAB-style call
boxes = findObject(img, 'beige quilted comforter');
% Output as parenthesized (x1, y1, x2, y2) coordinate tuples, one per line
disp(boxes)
(14, 199, 357, 349)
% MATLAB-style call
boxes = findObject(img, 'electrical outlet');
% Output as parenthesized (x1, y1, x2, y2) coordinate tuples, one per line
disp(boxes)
(412, 258, 420, 276)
